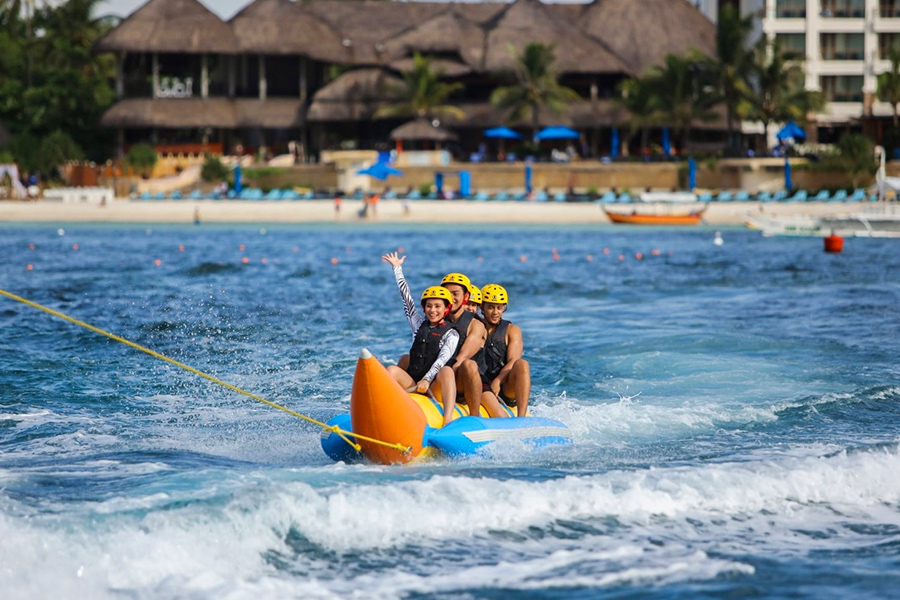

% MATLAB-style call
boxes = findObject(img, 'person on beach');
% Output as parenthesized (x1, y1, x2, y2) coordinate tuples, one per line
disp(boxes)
(440, 273, 508, 419)
(382, 252, 459, 425)
(480, 284, 530, 417)
(334, 196, 342, 218)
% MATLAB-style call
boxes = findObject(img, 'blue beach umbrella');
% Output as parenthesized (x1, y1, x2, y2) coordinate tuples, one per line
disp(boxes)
(662, 127, 672, 156)
(611, 128, 620, 158)
(525, 162, 533, 193)
(776, 121, 806, 142)
(484, 127, 522, 139)
(784, 157, 793, 191)
(357, 162, 403, 181)
(233, 163, 242, 194)
(688, 157, 697, 190)
(534, 126, 580, 140)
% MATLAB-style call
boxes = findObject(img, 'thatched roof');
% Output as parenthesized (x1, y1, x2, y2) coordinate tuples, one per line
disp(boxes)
(307, 68, 403, 122)
(94, 0, 237, 54)
(230, 0, 349, 63)
(388, 57, 472, 78)
(579, 0, 716, 75)
(382, 9, 486, 71)
(483, 0, 631, 75)
(390, 118, 458, 141)
(100, 98, 304, 128)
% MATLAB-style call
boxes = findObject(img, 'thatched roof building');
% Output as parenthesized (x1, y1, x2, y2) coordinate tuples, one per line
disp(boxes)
(306, 69, 403, 122)
(382, 9, 486, 74)
(100, 98, 303, 128)
(390, 118, 458, 141)
(95, 0, 238, 54)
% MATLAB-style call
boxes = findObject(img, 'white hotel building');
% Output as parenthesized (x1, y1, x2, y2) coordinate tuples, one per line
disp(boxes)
(751, 0, 900, 140)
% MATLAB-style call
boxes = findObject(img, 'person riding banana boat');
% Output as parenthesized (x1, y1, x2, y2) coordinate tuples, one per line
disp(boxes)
(480, 284, 531, 417)
(466, 284, 482, 314)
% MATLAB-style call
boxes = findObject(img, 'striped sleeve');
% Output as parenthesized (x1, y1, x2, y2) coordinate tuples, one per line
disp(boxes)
(393, 265, 423, 334)
(422, 328, 459, 383)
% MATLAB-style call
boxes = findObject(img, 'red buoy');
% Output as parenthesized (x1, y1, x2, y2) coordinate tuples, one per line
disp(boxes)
(824, 233, 843, 253)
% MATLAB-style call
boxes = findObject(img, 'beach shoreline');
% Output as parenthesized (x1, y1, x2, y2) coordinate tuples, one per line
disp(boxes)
(0, 198, 863, 225)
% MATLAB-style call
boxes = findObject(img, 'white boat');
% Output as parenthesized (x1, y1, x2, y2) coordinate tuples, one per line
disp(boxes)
(745, 205, 900, 238)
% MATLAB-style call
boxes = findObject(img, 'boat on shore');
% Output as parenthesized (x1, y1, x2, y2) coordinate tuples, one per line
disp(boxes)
(320, 349, 572, 464)
(604, 203, 707, 226)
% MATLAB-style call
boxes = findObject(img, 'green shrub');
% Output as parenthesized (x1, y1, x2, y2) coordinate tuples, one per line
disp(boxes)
(37, 131, 84, 178)
(126, 143, 158, 177)
(417, 182, 432, 196)
(200, 155, 230, 183)
(6, 133, 41, 173)
(586, 185, 599, 196)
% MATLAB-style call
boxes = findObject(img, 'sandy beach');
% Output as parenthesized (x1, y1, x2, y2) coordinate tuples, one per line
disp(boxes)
(0, 199, 863, 226)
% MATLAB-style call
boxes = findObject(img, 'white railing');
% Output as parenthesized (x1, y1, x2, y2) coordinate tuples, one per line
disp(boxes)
(42, 187, 115, 205)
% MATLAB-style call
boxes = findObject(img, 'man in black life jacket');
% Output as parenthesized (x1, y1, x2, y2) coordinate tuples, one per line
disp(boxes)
(441, 273, 510, 418)
(480, 284, 531, 417)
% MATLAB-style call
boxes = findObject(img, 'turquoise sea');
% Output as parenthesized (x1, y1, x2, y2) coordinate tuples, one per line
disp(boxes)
(1, 223, 899, 599)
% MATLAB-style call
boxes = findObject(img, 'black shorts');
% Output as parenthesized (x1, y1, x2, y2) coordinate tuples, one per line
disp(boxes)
(482, 382, 516, 407)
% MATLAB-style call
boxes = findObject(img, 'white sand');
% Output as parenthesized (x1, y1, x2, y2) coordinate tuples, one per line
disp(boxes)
(0, 199, 861, 225)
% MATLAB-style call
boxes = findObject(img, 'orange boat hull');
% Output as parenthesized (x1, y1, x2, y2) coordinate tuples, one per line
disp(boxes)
(604, 208, 706, 225)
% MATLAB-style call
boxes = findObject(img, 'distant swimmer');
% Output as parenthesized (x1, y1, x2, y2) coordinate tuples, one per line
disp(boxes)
(193, 206, 201, 225)
(382, 252, 459, 425)
(480, 284, 530, 417)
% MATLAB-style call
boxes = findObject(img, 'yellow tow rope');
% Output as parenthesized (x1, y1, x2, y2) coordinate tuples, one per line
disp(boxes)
(0, 288, 410, 455)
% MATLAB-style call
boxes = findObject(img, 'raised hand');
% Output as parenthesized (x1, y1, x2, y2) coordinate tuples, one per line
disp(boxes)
(381, 251, 406, 267)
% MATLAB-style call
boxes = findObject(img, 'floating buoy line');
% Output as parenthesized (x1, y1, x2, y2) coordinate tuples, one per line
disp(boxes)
(0, 288, 410, 455)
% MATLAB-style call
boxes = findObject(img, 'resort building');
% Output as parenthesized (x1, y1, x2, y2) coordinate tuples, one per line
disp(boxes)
(95, 0, 719, 159)
(750, 0, 900, 141)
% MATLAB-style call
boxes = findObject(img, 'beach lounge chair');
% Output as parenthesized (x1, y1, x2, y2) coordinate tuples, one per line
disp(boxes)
(153, 192, 165, 200)
(787, 190, 807, 202)
(282, 190, 300, 200)
(384, 190, 397, 200)
(829, 189, 847, 202)
(188, 189, 202, 200)
(493, 191, 509, 201)
(773, 190, 788, 202)
(534, 190, 549, 202)
(717, 191, 733, 202)
(698, 192, 713, 202)
(475, 191, 490, 201)
(598, 191, 616, 203)
(617, 193, 631, 203)
(812, 190, 830, 202)
(756, 191, 772, 202)
(734, 191, 750, 201)
(138, 191, 152, 201)
(848, 189, 866, 202)
(407, 190, 421, 200)
(265, 189, 282, 200)
(553, 192, 567, 202)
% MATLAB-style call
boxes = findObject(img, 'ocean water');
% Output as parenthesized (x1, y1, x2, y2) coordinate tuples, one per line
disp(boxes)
(1, 223, 899, 600)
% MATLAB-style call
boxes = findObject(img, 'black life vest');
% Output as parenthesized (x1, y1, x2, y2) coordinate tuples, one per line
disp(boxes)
(446, 310, 486, 374)
(483, 319, 510, 382)
(407, 319, 453, 382)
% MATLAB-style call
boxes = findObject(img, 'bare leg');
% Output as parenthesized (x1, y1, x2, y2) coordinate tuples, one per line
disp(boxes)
(480, 391, 510, 418)
(503, 359, 531, 417)
(387, 365, 415, 390)
(432, 366, 457, 425)
(456, 360, 484, 416)
(397, 354, 410, 370)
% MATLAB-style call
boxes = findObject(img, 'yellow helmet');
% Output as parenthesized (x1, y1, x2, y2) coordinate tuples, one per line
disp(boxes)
(420, 285, 452, 306)
(468, 285, 482, 305)
(441, 272, 472, 292)
(481, 284, 508, 305)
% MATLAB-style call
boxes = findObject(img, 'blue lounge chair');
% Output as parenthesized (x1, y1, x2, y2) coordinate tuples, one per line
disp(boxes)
(169, 191, 183, 200)
(773, 190, 788, 202)
(265, 189, 282, 200)
(598, 191, 616, 203)
(493, 191, 509, 201)
(756, 191, 772, 202)
(384, 190, 397, 200)
(698, 192, 713, 202)
(812, 190, 830, 202)
(282, 190, 300, 200)
(302, 190, 314, 199)
(717, 191, 733, 202)
(153, 192, 165, 200)
(475, 191, 490, 201)
(407, 190, 421, 200)
(188, 189, 202, 200)
(829, 189, 847, 202)
(138, 191, 152, 200)
(735, 191, 750, 201)
(787, 190, 807, 202)
(617, 193, 631, 203)
(534, 190, 549, 202)
(848, 189, 866, 202)
(553, 192, 567, 202)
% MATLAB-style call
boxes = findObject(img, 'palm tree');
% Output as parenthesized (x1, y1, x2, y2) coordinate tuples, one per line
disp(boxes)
(616, 76, 658, 156)
(714, 4, 754, 153)
(490, 42, 581, 138)
(376, 52, 465, 122)
(877, 45, 900, 128)
(744, 37, 825, 151)
(646, 50, 718, 153)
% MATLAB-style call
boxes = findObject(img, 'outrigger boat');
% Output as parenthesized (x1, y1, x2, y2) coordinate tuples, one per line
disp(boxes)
(321, 349, 572, 464)
(604, 205, 707, 226)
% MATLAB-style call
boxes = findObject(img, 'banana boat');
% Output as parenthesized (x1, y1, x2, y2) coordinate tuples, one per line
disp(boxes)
(321, 349, 572, 464)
